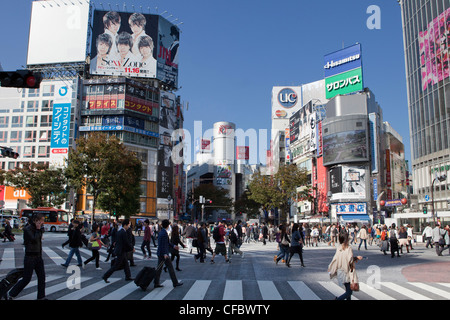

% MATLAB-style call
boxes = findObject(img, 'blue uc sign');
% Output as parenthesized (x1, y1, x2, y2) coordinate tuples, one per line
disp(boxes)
(278, 88, 298, 109)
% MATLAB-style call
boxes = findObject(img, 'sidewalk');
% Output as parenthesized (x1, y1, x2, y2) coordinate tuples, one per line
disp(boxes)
(402, 261, 450, 283)
(401, 244, 450, 283)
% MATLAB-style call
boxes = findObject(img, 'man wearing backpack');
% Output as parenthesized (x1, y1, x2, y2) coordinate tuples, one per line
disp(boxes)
(211, 220, 229, 264)
(228, 223, 244, 260)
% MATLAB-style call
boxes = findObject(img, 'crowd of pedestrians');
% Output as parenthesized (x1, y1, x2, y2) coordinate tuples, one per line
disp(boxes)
(3, 214, 450, 301)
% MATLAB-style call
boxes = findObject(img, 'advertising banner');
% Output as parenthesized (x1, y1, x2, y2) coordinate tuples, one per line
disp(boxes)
(324, 43, 362, 78)
(272, 87, 302, 120)
(27, 0, 90, 65)
(195, 139, 211, 154)
(330, 166, 367, 200)
(335, 202, 367, 215)
(236, 146, 250, 160)
(157, 17, 180, 88)
(216, 162, 232, 186)
(90, 10, 179, 86)
(50, 82, 73, 167)
(369, 113, 379, 173)
(157, 91, 177, 200)
(325, 67, 363, 99)
(90, 10, 159, 78)
(418, 7, 450, 91)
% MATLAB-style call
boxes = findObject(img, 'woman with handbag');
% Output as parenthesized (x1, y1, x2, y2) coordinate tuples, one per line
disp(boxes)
(328, 232, 363, 300)
(274, 224, 290, 265)
(84, 225, 107, 270)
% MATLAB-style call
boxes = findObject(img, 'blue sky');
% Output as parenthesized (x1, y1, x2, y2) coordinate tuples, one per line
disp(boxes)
(0, 0, 410, 165)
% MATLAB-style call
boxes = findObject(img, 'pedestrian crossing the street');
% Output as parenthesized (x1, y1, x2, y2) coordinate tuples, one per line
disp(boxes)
(7, 274, 450, 301)
(1, 244, 450, 300)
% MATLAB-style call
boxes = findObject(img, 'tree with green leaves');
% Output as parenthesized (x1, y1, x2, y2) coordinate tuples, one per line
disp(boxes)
(234, 189, 261, 220)
(248, 164, 310, 223)
(65, 133, 142, 220)
(4, 162, 67, 208)
(192, 183, 233, 220)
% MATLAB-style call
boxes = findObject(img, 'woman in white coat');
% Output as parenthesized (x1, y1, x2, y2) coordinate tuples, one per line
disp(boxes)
(328, 233, 363, 300)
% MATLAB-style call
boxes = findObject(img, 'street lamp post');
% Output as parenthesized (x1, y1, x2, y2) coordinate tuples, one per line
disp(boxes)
(431, 174, 447, 227)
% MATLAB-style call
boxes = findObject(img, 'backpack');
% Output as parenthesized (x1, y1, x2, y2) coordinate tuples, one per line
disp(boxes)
(381, 231, 387, 241)
(229, 229, 238, 244)
(212, 226, 220, 242)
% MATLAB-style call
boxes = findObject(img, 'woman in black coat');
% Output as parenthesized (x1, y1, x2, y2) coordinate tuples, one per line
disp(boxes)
(165, 224, 186, 271)
(287, 223, 305, 268)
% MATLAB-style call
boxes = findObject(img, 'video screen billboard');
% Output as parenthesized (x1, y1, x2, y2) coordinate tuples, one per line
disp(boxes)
(27, 0, 90, 65)
(322, 129, 368, 166)
(418, 7, 450, 91)
(90, 10, 179, 86)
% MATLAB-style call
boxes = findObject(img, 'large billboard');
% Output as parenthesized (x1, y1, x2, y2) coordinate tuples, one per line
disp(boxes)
(90, 10, 179, 86)
(272, 87, 302, 121)
(418, 7, 450, 91)
(325, 67, 363, 99)
(324, 44, 363, 99)
(329, 165, 367, 201)
(324, 43, 362, 78)
(27, 0, 90, 65)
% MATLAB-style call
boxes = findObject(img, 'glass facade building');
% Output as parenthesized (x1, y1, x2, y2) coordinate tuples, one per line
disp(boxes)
(400, 0, 450, 210)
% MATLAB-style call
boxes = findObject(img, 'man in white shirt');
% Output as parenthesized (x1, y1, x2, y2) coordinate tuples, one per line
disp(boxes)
(422, 224, 433, 248)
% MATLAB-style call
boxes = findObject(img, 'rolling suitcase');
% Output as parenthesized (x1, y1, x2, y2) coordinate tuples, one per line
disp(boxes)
(0, 268, 24, 300)
(134, 260, 164, 291)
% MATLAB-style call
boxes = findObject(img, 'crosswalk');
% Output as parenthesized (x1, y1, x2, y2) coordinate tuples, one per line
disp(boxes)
(1, 245, 450, 300)
(7, 274, 450, 300)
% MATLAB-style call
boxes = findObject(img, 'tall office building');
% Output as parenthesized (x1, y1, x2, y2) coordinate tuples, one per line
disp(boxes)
(399, 0, 450, 211)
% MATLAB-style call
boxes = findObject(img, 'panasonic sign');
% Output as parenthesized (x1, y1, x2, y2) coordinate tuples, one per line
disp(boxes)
(324, 43, 362, 78)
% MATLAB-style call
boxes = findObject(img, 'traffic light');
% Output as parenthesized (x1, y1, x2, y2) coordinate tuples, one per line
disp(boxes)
(423, 206, 428, 214)
(0, 70, 42, 89)
(206, 199, 212, 204)
(1, 148, 19, 159)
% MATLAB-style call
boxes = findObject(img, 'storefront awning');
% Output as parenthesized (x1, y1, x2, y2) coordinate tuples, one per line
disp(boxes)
(339, 214, 371, 223)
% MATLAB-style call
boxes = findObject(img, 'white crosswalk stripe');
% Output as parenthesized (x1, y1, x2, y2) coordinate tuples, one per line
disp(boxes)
(183, 280, 211, 300)
(381, 282, 432, 300)
(0, 248, 15, 270)
(5, 275, 450, 301)
(288, 281, 321, 300)
(409, 282, 450, 300)
(223, 280, 243, 300)
(258, 281, 282, 300)
(2, 245, 450, 301)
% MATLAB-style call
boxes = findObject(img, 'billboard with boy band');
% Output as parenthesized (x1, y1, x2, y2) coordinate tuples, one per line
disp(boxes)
(90, 10, 179, 86)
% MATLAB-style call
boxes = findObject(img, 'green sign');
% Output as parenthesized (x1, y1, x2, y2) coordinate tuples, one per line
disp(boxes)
(325, 67, 363, 99)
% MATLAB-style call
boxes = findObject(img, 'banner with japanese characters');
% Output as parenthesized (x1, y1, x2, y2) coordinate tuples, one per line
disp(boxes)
(50, 82, 73, 168)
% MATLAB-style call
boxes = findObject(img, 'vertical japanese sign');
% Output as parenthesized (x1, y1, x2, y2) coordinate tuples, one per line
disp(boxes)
(157, 91, 177, 218)
(50, 83, 73, 167)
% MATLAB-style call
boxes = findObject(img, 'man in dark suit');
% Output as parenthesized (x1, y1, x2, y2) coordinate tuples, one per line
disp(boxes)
(154, 219, 182, 288)
(102, 219, 134, 283)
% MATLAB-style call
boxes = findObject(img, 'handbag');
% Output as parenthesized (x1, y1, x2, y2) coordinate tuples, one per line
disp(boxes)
(350, 270, 359, 291)
(349, 263, 359, 292)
